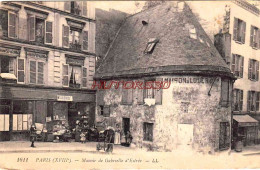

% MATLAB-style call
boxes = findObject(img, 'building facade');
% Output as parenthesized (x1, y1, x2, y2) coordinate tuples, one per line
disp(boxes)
(94, 2, 234, 153)
(0, 1, 96, 141)
(188, 0, 260, 147)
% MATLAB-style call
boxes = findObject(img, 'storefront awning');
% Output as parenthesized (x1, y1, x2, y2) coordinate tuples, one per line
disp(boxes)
(233, 115, 259, 127)
(0, 73, 17, 80)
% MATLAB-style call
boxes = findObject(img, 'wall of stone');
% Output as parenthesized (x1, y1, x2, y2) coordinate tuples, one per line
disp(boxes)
(96, 75, 232, 153)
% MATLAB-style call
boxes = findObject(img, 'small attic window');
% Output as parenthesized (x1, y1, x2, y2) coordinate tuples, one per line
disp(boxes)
(189, 26, 197, 39)
(144, 38, 159, 54)
(142, 20, 148, 26)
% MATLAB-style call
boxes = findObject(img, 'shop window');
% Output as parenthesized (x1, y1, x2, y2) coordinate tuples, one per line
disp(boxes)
(247, 91, 260, 112)
(220, 78, 230, 107)
(0, 10, 17, 38)
(28, 15, 53, 44)
(233, 89, 243, 111)
(144, 38, 159, 54)
(0, 105, 9, 131)
(12, 101, 33, 131)
(248, 59, 259, 81)
(219, 122, 230, 150)
(231, 54, 244, 78)
(233, 18, 246, 43)
(143, 122, 153, 142)
(250, 26, 259, 48)
(29, 60, 45, 85)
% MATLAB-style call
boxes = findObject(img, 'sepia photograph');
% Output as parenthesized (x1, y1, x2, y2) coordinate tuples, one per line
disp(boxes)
(0, 0, 260, 169)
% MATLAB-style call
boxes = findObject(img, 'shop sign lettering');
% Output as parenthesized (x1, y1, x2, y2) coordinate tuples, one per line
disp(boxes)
(57, 95, 73, 101)
(163, 77, 219, 84)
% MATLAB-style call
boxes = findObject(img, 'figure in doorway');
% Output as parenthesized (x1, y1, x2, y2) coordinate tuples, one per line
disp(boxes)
(125, 131, 133, 147)
(114, 124, 121, 145)
(30, 124, 37, 147)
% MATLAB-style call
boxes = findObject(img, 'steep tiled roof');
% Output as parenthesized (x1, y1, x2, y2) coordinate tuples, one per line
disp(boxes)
(95, 2, 232, 80)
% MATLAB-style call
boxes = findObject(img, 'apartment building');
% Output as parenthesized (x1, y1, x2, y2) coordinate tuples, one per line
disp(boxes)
(188, 0, 260, 147)
(0, 1, 96, 141)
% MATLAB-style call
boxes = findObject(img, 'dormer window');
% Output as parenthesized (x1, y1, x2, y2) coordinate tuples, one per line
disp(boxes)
(144, 38, 159, 54)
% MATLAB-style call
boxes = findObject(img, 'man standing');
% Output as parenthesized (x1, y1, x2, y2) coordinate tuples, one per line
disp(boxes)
(30, 124, 37, 147)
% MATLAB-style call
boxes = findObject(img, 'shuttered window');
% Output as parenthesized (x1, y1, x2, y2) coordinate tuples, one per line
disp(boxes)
(8, 12, 16, 38)
(122, 87, 133, 105)
(137, 80, 144, 104)
(82, 1, 87, 17)
(233, 89, 243, 111)
(248, 91, 260, 112)
(233, 17, 246, 43)
(82, 31, 88, 51)
(103, 105, 110, 117)
(82, 67, 87, 88)
(62, 25, 70, 48)
(231, 54, 244, 78)
(29, 61, 36, 84)
(143, 122, 153, 142)
(45, 21, 53, 44)
(17, 58, 25, 83)
(62, 64, 69, 87)
(144, 79, 163, 105)
(248, 59, 259, 81)
(250, 26, 259, 48)
(28, 15, 35, 41)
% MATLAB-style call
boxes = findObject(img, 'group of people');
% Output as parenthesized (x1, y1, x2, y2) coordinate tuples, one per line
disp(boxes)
(114, 124, 133, 146)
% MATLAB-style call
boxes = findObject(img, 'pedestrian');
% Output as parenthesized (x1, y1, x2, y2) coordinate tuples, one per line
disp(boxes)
(80, 131, 86, 143)
(30, 124, 37, 147)
(114, 124, 121, 145)
(125, 131, 133, 147)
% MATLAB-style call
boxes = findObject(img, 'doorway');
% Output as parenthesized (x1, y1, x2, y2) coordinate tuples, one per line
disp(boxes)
(122, 118, 130, 135)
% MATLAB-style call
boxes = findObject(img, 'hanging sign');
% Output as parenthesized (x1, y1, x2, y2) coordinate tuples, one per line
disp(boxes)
(57, 95, 73, 101)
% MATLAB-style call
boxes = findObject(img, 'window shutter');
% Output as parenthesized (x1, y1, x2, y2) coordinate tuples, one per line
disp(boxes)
(233, 18, 238, 41)
(82, 1, 87, 17)
(62, 64, 69, 87)
(241, 21, 246, 43)
(240, 56, 244, 78)
(122, 88, 128, 104)
(8, 12, 16, 38)
(231, 54, 236, 73)
(257, 29, 260, 49)
(82, 67, 87, 88)
(137, 80, 144, 104)
(247, 91, 251, 111)
(250, 26, 254, 47)
(82, 31, 88, 51)
(221, 79, 229, 105)
(234, 55, 239, 76)
(155, 78, 163, 105)
(240, 90, 243, 111)
(9, 59, 15, 75)
(29, 60, 36, 84)
(17, 58, 25, 83)
(256, 92, 260, 111)
(256, 61, 259, 81)
(248, 59, 252, 80)
(64, 1, 71, 12)
(127, 88, 133, 104)
(37, 61, 44, 84)
(62, 25, 69, 48)
(28, 15, 35, 41)
(45, 21, 53, 44)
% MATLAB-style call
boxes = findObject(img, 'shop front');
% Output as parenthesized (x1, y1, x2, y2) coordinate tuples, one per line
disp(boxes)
(0, 84, 96, 141)
(233, 115, 259, 147)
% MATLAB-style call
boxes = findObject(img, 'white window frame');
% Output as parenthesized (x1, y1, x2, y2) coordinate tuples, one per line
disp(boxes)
(29, 59, 45, 85)
(17, 58, 25, 84)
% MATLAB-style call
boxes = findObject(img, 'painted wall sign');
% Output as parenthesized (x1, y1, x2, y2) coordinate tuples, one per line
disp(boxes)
(57, 95, 73, 101)
(163, 77, 219, 84)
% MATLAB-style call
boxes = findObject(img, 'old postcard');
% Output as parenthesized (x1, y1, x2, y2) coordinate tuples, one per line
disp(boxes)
(0, 0, 259, 169)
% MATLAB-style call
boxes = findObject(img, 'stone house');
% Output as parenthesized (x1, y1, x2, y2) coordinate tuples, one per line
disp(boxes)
(94, 2, 235, 153)
(0, 1, 96, 141)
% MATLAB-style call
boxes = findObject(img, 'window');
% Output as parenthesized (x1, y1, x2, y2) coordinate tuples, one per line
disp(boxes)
(69, 30, 81, 50)
(248, 59, 259, 81)
(144, 38, 159, 54)
(220, 78, 230, 107)
(29, 60, 45, 85)
(143, 122, 153, 142)
(0, 10, 17, 38)
(247, 91, 260, 112)
(103, 105, 110, 117)
(122, 87, 133, 105)
(69, 66, 81, 88)
(0, 57, 16, 74)
(231, 54, 244, 78)
(233, 89, 243, 111)
(233, 18, 246, 43)
(28, 15, 53, 44)
(189, 26, 197, 39)
(250, 26, 259, 48)
(144, 79, 163, 105)
(100, 105, 104, 116)
(82, 67, 87, 88)
(64, 1, 87, 17)
(17, 58, 25, 83)
(12, 101, 33, 131)
(219, 122, 230, 150)
(0, 105, 9, 131)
